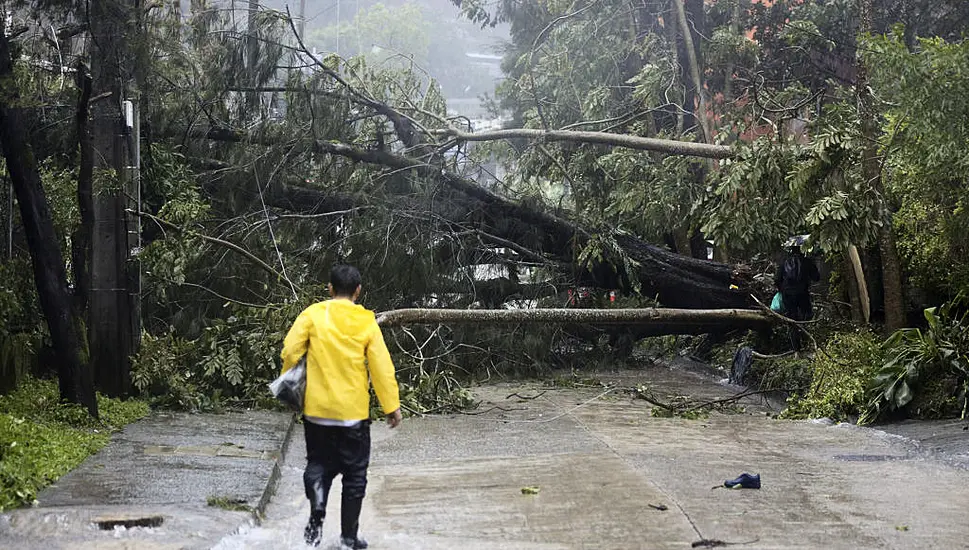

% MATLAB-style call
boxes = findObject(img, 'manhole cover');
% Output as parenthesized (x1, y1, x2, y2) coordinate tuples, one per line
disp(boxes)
(96, 515, 164, 530)
(833, 454, 908, 462)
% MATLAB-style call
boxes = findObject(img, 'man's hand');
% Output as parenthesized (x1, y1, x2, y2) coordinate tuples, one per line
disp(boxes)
(386, 408, 402, 429)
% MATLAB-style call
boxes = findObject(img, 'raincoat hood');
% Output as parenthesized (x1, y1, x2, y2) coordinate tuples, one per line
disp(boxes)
(321, 299, 377, 342)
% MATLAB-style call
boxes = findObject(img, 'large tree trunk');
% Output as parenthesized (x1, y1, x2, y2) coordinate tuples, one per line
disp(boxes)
(0, 26, 97, 416)
(857, 0, 905, 331)
(376, 307, 773, 333)
(73, 66, 94, 316)
(194, 130, 751, 310)
(261, 175, 750, 310)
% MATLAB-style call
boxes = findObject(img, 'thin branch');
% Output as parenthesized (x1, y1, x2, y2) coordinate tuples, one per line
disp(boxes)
(468, 228, 552, 265)
(525, 2, 602, 129)
(253, 166, 298, 299)
(169, 280, 280, 310)
(130, 210, 288, 283)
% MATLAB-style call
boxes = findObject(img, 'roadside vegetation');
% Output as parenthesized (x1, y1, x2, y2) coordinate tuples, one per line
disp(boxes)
(0, 378, 148, 511)
(700, 294, 969, 424)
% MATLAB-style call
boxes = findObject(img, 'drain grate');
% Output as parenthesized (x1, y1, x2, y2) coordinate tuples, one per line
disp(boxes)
(833, 454, 908, 462)
(96, 515, 164, 530)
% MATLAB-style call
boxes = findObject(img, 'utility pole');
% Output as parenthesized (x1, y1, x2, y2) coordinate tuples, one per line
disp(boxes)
(89, 0, 139, 397)
(124, 99, 142, 359)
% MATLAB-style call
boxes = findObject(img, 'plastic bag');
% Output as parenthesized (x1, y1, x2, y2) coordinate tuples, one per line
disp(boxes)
(269, 356, 306, 411)
(770, 292, 784, 313)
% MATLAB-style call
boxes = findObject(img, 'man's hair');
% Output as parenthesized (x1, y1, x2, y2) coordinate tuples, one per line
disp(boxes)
(330, 264, 362, 296)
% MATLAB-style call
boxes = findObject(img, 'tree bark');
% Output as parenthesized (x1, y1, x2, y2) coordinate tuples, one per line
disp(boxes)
(73, 65, 94, 316)
(376, 307, 773, 333)
(0, 26, 97, 416)
(857, 0, 905, 331)
(673, 0, 715, 145)
(439, 128, 733, 159)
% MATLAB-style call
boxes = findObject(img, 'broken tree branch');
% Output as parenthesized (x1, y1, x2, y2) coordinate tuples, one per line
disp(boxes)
(436, 127, 735, 159)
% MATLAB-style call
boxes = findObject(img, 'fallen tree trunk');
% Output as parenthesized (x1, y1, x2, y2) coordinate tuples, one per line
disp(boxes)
(190, 126, 752, 309)
(376, 307, 773, 334)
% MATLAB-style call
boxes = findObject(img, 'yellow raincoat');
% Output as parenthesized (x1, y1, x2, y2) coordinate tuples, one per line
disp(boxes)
(280, 299, 400, 420)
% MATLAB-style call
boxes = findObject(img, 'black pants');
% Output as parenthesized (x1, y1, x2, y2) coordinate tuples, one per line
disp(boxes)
(781, 291, 812, 322)
(303, 419, 371, 539)
(781, 291, 812, 350)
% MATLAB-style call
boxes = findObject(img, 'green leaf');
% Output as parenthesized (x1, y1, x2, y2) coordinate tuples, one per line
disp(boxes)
(893, 381, 914, 409)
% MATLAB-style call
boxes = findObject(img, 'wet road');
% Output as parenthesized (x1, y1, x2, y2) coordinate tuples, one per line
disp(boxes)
(213, 364, 969, 549)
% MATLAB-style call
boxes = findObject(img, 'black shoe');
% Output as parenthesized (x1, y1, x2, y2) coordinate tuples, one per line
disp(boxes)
(304, 516, 323, 547)
(724, 472, 761, 489)
(341, 535, 369, 549)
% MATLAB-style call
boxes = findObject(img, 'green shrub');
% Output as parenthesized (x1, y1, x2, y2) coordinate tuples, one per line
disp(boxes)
(0, 377, 148, 511)
(863, 295, 969, 423)
(131, 304, 300, 411)
(781, 329, 884, 422)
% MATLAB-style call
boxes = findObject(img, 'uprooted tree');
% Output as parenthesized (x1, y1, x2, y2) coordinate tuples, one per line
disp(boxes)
(161, 6, 762, 314)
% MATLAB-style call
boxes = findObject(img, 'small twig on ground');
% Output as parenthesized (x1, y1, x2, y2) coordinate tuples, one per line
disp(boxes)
(502, 387, 619, 424)
(459, 405, 528, 416)
(750, 350, 795, 360)
(680, 387, 807, 413)
(691, 538, 760, 548)
(506, 390, 547, 401)
(400, 404, 423, 417)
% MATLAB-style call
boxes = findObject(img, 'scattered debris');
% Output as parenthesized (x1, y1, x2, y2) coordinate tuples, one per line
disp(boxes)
(520, 486, 541, 495)
(632, 384, 781, 419)
(506, 390, 547, 401)
(206, 495, 253, 512)
(692, 538, 760, 548)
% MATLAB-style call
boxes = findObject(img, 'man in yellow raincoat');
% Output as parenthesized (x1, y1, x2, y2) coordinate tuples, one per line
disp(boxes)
(280, 265, 401, 549)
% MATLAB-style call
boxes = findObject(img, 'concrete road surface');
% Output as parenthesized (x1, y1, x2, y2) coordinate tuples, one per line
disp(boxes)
(214, 365, 969, 550)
